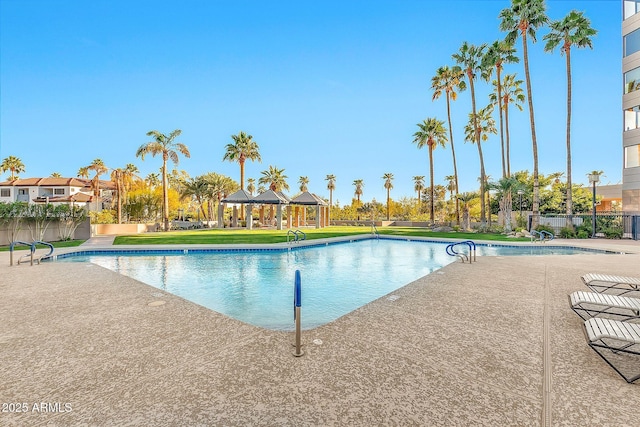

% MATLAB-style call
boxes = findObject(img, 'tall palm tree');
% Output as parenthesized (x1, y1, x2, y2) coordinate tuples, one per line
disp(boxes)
(413, 176, 425, 205)
(352, 179, 364, 204)
(544, 10, 597, 228)
(247, 178, 256, 195)
(223, 131, 261, 191)
(259, 165, 289, 192)
(432, 65, 466, 225)
(110, 167, 125, 223)
(452, 41, 486, 223)
(298, 176, 309, 192)
(325, 174, 336, 224)
(136, 129, 190, 231)
(382, 173, 394, 220)
(413, 118, 448, 223)
(490, 73, 525, 177)
(481, 39, 519, 178)
(50, 172, 62, 178)
(77, 167, 90, 179)
(500, 0, 549, 229)
(464, 105, 497, 226)
(445, 174, 456, 219)
(83, 158, 108, 212)
(1, 156, 25, 180)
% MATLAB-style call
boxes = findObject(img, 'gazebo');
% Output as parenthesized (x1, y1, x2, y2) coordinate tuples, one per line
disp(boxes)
(220, 189, 254, 228)
(290, 191, 329, 228)
(251, 190, 290, 230)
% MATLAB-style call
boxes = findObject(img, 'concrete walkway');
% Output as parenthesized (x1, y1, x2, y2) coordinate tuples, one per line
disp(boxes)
(1, 238, 639, 426)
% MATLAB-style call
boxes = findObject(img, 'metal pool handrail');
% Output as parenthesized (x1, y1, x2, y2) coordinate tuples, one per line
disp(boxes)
(10, 240, 55, 266)
(445, 240, 476, 263)
(287, 229, 307, 244)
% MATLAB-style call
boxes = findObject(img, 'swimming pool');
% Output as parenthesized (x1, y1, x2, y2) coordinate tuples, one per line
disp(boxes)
(58, 238, 615, 330)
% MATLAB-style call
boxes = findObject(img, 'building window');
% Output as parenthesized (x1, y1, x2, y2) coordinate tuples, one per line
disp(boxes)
(626, 144, 640, 168)
(625, 28, 640, 57)
(625, 105, 640, 131)
(625, 67, 640, 94)
(0, 189, 9, 197)
(18, 189, 28, 195)
(54, 188, 64, 195)
(625, 0, 640, 20)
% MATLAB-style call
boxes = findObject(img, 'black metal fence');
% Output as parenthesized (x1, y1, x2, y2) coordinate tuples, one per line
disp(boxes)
(531, 213, 640, 240)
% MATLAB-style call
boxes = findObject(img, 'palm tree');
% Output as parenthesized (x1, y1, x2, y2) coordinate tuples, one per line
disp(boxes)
(352, 179, 364, 204)
(83, 158, 108, 212)
(445, 174, 456, 219)
(1, 156, 25, 180)
(223, 131, 261, 191)
(490, 73, 525, 177)
(110, 167, 125, 223)
(432, 65, 466, 225)
(50, 172, 62, 178)
(258, 165, 289, 192)
(481, 40, 519, 178)
(382, 173, 394, 220)
(487, 176, 522, 233)
(413, 176, 425, 205)
(464, 105, 497, 226)
(457, 192, 479, 231)
(77, 167, 89, 179)
(298, 176, 309, 192)
(500, 0, 549, 229)
(452, 41, 486, 222)
(181, 176, 209, 220)
(247, 178, 256, 195)
(413, 118, 448, 223)
(544, 10, 597, 228)
(145, 173, 160, 188)
(325, 174, 336, 224)
(136, 129, 190, 231)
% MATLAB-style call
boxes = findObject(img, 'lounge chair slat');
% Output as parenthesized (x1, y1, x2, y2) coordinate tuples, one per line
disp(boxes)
(570, 291, 640, 321)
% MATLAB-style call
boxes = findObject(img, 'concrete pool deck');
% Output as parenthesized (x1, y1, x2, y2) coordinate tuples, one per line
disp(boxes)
(1, 237, 639, 426)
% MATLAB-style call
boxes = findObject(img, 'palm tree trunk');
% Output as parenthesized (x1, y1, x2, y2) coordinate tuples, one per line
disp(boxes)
(116, 177, 122, 224)
(565, 45, 573, 228)
(504, 97, 512, 177)
(386, 189, 390, 220)
(446, 93, 461, 225)
(469, 75, 486, 225)
(329, 190, 333, 225)
(429, 146, 435, 223)
(496, 66, 506, 178)
(162, 160, 169, 231)
(522, 31, 540, 229)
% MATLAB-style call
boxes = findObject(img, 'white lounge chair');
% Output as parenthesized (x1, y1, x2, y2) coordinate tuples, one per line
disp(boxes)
(581, 273, 640, 296)
(570, 291, 640, 322)
(584, 318, 640, 383)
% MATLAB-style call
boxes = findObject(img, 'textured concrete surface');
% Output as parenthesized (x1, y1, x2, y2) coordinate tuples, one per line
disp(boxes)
(1, 238, 639, 426)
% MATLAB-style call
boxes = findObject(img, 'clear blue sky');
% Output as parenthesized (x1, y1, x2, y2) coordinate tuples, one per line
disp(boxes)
(0, 0, 621, 205)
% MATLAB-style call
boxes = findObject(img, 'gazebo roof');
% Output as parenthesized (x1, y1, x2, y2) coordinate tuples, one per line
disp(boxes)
(220, 189, 254, 204)
(251, 190, 290, 205)
(290, 191, 328, 206)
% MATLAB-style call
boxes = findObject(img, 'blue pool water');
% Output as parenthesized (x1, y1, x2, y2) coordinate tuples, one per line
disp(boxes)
(58, 238, 613, 330)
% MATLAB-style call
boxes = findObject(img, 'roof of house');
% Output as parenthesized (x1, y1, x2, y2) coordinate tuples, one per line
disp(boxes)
(33, 193, 93, 203)
(0, 177, 116, 190)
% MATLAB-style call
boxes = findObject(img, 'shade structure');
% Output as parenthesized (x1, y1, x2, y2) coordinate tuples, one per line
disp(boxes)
(251, 190, 290, 205)
(290, 191, 329, 228)
(251, 190, 290, 230)
(219, 189, 254, 228)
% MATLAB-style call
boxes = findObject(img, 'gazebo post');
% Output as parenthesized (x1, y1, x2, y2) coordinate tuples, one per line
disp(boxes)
(287, 206, 292, 229)
(315, 205, 321, 229)
(217, 203, 224, 228)
(260, 205, 265, 225)
(276, 204, 283, 230)
(246, 204, 253, 229)
(232, 206, 238, 227)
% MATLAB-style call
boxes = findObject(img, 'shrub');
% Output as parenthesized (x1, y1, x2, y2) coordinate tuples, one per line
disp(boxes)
(603, 227, 623, 239)
(534, 224, 555, 235)
(558, 227, 576, 239)
(577, 230, 590, 239)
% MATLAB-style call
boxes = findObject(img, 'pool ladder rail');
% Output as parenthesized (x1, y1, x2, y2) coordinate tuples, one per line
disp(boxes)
(9, 240, 55, 266)
(531, 230, 554, 243)
(287, 229, 307, 244)
(371, 222, 379, 239)
(445, 240, 476, 264)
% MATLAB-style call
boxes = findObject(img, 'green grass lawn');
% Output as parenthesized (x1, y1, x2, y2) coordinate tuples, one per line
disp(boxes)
(113, 226, 530, 245)
(0, 239, 85, 252)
